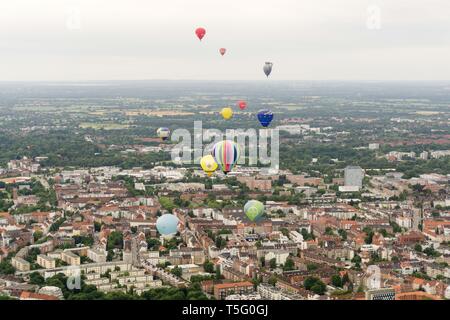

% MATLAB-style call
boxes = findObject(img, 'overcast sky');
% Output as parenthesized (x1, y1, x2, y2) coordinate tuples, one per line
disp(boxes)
(0, 0, 449, 81)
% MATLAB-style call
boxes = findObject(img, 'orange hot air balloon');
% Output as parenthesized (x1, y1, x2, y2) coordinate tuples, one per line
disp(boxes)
(195, 27, 206, 41)
(237, 101, 247, 110)
(219, 48, 226, 56)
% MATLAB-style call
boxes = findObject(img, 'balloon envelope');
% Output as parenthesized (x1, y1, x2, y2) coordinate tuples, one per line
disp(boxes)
(219, 48, 226, 56)
(195, 27, 206, 41)
(244, 200, 265, 222)
(200, 155, 218, 176)
(220, 107, 233, 120)
(212, 140, 240, 174)
(263, 62, 273, 77)
(156, 214, 179, 235)
(157, 127, 171, 141)
(237, 101, 247, 110)
(257, 109, 274, 127)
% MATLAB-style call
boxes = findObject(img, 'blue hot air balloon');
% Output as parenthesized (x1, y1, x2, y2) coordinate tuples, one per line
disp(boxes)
(156, 214, 179, 235)
(257, 109, 274, 127)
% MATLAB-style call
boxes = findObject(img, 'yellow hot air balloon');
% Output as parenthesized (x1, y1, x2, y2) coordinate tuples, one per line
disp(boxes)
(220, 107, 233, 120)
(200, 155, 218, 177)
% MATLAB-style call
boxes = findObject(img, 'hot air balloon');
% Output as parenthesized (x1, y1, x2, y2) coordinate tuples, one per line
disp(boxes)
(257, 109, 274, 127)
(212, 140, 240, 174)
(220, 107, 233, 120)
(244, 200, 265, 222)
(237, 100, 247, 110)
(195, 27, 206, 41)
(200, 155, 218, 177)
(219, 48, 226, 56)
(263, 62, 273, 77)
(156, 127, 171, 141)
(156, 214, 179, 236)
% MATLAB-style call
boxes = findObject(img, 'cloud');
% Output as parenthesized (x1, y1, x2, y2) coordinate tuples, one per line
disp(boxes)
(0, 0, 449, 80)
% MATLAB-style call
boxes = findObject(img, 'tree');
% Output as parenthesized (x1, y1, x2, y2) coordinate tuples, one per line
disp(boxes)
(331, 275, 342, 288)
(280, 228, 289, 237)
(304, 277, 319, 290)
(269, 258, 277, 269)
(171, 266, 182, 278)
(307, 263, 318, 271)
(29, 272, 45, 285)
(311, 282, 326, 295)
(283, 258, 295, 271)
(268, 275, 277, 286)
(146, 238, 160, 250)
(351, 255, 361, 264)
(342, 273, 350, 285)
(0, 261, 15, 275)
(33, 231, 43, 242)
(414, 244, 423, 252)
(259, 257, 265, 267)
(304, 277, 326, 295)
(159, 197, 177, 212)
(107, 231, 123, 251)
(338, 229, 347, 241)
(215, 237, 227, 249)
(203, 261, 215, 273)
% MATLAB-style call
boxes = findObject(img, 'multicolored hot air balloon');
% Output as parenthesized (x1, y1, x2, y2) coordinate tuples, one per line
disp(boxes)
(200, 155, 218, 177)
(195, 27, 206, 41)
(220, 107, 233, 120)
(219, 48, 226, 56)
(156, 214, 179, 236)
(237, 100, 247, 110)
(263, 62, 273, 77)
(212, 140, 240, 174)
(257, 109, 274, 127)
(244, 200, 265, 222)
(156, 127, 171, 141)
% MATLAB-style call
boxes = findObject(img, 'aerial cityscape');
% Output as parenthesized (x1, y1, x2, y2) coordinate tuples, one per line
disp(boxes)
(0, 80, 448, 301)
(0, 0, 449, 306)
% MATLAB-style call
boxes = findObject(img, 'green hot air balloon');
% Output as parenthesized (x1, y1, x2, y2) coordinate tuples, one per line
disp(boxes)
(244, 200, 265, 222)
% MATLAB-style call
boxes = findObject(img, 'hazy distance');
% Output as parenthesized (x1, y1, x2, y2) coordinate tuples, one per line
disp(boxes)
(0, 0, 449, 81)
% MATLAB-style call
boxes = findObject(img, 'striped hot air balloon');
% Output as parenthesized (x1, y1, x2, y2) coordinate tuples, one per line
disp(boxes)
(212, 140, 240, 174)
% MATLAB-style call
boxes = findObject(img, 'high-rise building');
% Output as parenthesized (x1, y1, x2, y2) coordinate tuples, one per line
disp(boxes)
(344, 166, 364, 189)
(365, 288, 396, 300)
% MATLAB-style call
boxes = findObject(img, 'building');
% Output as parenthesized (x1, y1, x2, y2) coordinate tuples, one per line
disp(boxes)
(395, 291, 441, 300)
(420, 151, 429, 160)
(87, 248, 107, 263)
(61, 251, 81, 266)
(257, 283, 304, 300)
(344, 166, 364, 189)
(365, 288, 396, 300)
(37, 255, 56, 269)
(213, 281, 254, 300)
(20, 291, 58, 301)
(11, 257, 31, 272)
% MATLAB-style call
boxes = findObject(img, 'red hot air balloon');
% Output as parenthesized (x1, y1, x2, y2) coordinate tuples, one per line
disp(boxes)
(195, 27, 206, 41)
(219, 48, 226, 56)
(237, 100, 247, 110)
